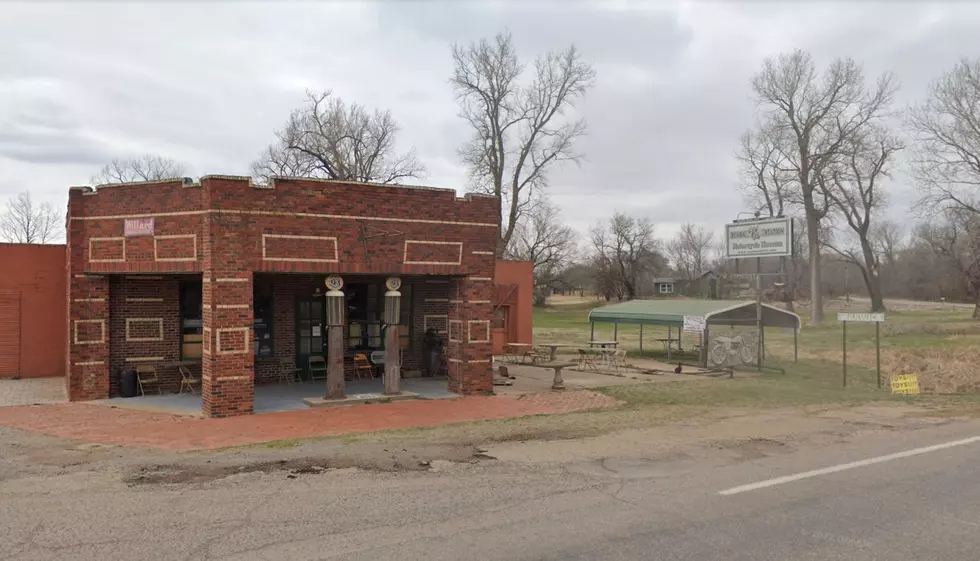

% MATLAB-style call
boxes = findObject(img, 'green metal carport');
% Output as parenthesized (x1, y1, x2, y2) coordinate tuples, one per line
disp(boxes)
(587, 299, 801, 364)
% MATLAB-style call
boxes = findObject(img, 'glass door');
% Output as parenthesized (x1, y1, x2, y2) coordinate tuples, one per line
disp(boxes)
(296, 297, 325, 378)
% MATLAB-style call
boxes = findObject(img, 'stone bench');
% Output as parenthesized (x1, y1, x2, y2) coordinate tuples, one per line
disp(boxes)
(538, 361, 578, 391)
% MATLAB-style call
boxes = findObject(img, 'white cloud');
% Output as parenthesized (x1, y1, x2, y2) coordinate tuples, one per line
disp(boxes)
(1, 0, 978, 246)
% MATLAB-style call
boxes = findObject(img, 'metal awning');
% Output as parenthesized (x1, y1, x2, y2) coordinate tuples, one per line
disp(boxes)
(588, 299, 801, 330)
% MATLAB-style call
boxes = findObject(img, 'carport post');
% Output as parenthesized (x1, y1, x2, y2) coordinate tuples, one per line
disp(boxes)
(667, 325, 672, 360)
(701, 324, 709, 368)
(639, 324, 643, 353)
(614, 322, 618, 341)
(793, 326, 798, 362)
(590, 321, 595, 341)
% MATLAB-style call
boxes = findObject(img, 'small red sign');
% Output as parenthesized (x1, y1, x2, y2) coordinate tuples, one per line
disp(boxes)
(124, 218, 154, 237)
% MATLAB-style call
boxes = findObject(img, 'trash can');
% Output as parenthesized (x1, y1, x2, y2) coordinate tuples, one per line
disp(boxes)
(120, 369, 138, 398)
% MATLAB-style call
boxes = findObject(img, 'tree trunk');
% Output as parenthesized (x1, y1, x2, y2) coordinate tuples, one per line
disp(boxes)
(859, 240, 886, 313)
(805, 209, 824, 323)
(973, 290, 980, 320)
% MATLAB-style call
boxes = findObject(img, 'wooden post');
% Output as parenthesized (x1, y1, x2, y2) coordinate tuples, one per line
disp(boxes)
(875, 321, 881, 389)
(842, 320, 848, 388)
(384, 325, 400, 395)
(639, 324, 644, 353)
(326, 325, 344, 399)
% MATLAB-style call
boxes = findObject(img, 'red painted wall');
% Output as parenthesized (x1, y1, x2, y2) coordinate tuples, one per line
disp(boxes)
(0, 244, 66, 378)
(492, 260, 533, 354)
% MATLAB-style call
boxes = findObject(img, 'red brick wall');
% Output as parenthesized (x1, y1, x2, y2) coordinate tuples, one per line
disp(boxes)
(67, 176, 499, 416)
(107, 276, 188, 395)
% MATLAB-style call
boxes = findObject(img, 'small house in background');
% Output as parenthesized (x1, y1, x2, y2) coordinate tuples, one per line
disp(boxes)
(652, 277, 677, 296)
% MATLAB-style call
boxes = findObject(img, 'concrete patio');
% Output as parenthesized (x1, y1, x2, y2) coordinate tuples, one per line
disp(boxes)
(0, 377, 66, 407)
(93, 377, 458, 416)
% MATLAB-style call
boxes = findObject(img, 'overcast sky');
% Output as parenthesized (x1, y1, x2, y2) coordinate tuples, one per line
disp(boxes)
(3, 0, 980, 242)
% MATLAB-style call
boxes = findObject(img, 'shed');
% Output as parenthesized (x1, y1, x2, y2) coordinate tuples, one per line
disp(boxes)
(587, 299, 800, 363)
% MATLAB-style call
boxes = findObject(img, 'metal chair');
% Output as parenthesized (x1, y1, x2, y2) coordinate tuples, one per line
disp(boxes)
(135, 365, 162, 396)
(278, 358, 301, 385)
(611, 349, 628, 371)
(577, 349, 599, 372)
(179, 365, 201, 395)
(352, 353, 374, 380)
(308, 355, 327, 382)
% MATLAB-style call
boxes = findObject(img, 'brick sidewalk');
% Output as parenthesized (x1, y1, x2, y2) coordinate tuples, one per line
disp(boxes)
(0, 390, 617, 451)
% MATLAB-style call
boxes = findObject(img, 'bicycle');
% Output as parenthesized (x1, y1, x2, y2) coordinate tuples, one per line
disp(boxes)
(709, 333, 757, 367)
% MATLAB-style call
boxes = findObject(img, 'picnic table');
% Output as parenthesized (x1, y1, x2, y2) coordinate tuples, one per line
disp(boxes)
(587, 340, 618, 349)
(503, 343, 535, 364)
(655, 337, 682, 352)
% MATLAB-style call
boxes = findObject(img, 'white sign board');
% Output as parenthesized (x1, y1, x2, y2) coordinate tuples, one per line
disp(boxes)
(682, 315, 706, 333)
(725, 217, 792, 259)
(837, 312, 885, 323)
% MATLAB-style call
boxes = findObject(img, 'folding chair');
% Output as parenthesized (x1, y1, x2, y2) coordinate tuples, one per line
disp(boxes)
(135, 365, 162, 396)
(352, 353, 374, 380)
(179, 365, 201, 395)
(308, 355, 327, 382)
(577, 349, 599, 372)
(278, 358, 301, 384)
(611, 349, 628, 371)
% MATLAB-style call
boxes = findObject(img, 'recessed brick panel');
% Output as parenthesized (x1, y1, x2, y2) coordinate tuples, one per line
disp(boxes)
(125, 318, 164, 342)
(89, 238, 125, 262)
(403, 241, 463, 265)
(263, 234, 338, 262)
(154, 235, 197, 261)
(468, 320, 490, 343)
(74, 320, 105, 344)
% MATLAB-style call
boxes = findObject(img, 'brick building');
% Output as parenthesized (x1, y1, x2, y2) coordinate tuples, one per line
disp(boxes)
(66, 175, 502, 417)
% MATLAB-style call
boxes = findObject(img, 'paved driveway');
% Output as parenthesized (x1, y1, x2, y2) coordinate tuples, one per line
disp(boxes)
(0, 377, 65, 407)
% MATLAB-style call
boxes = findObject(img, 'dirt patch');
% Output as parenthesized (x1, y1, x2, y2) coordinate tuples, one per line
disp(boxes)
(711, 437, 793, 461)
(124, 444, 491, 486)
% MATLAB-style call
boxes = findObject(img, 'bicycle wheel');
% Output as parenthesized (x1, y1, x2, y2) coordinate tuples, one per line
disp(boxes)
(739, 342, 756, 364)
(709, 344, 727, 366)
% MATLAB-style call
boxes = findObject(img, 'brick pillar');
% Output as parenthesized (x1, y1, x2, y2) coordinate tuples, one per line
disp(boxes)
(67, 274, 111, 400)
(446, 277, 493, 394)
(66, 186, 111, 401)
(200, 178, 254, 417)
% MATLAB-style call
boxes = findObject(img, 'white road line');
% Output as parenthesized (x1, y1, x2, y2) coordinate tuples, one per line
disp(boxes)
(719, 436, 980, 496)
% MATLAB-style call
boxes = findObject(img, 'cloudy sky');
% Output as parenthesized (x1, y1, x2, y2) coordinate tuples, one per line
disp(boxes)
(3, 0, 980, 243)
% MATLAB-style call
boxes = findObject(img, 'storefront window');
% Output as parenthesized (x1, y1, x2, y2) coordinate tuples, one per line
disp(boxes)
(179, 281, 203, 360)
(347, 281, 413, 350)
(253, 279, 274, 357)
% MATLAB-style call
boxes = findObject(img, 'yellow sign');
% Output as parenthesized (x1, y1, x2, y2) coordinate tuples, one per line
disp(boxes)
(890, 374, 920, 395)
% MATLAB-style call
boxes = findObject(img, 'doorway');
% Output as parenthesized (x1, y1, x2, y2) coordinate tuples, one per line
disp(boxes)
(295, 297, 325, 376)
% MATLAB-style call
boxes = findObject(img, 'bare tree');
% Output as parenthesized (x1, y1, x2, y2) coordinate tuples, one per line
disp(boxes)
(908, 58, 980, 213)
(920, 208, 980, 318)
(870, 219, 904, 269)
(252, 90, 425, 184)
(822, 128, 903, 312)
(507, 201, 577, 306)
(91, 155, 187, 185)
(590, 213, 662, 300)
(0, 191, 60, 244)
(666, 223, 713, 285)
(750, 49, 896, 322)
(451, 31, 596, 256)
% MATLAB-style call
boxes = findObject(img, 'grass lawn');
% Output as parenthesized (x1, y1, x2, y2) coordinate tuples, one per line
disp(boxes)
(534, 297, 980, 410)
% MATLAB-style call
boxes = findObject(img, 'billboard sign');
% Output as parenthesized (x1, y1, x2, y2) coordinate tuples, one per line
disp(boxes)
(725, 217, 792, 259)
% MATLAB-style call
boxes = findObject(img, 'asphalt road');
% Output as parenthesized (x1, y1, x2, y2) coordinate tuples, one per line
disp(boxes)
(3, 419, 980, 560)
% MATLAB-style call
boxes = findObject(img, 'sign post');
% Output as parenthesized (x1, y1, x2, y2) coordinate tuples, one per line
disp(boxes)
(838, 312, 886, 388)
(724, 216, 793, 370)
